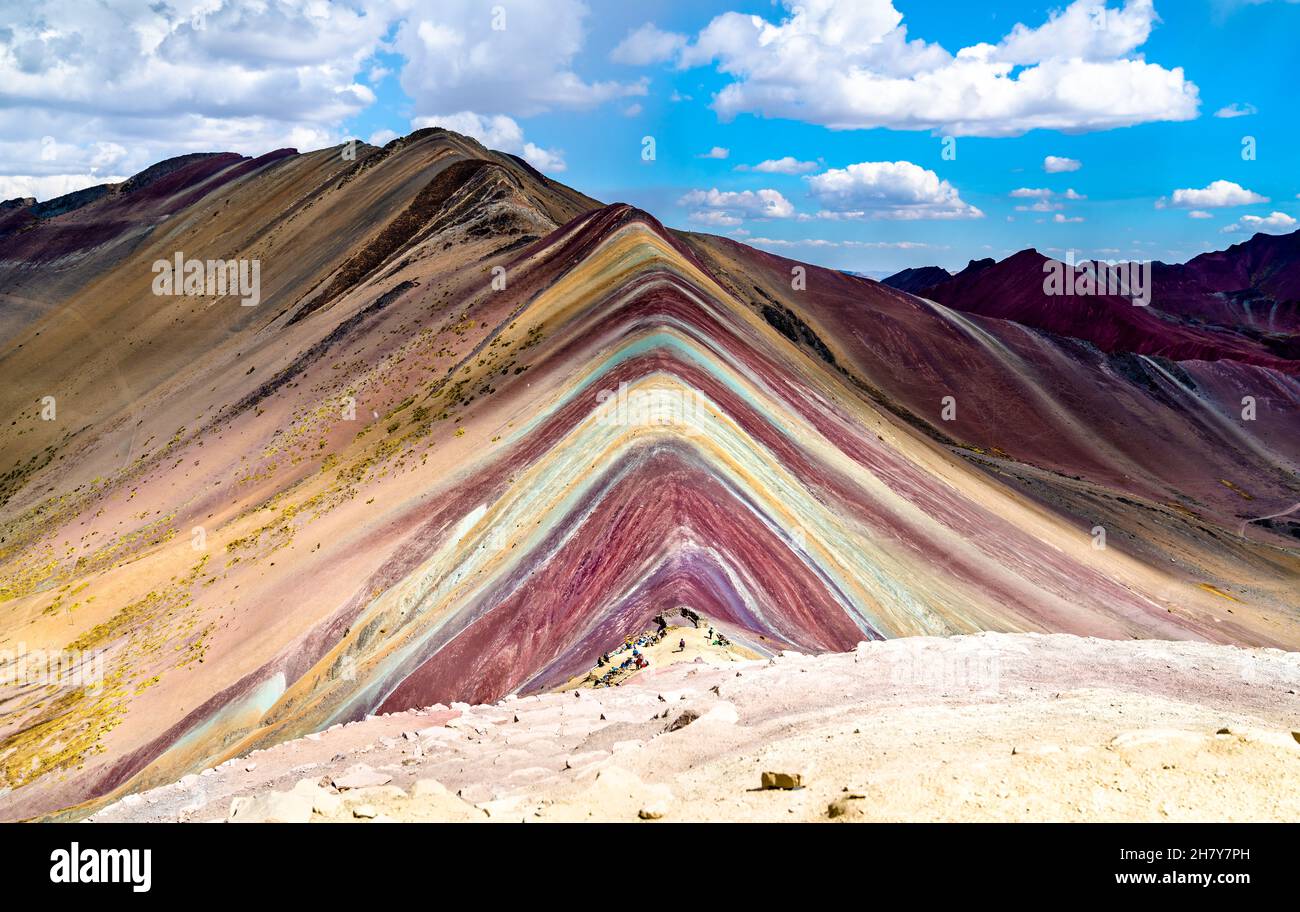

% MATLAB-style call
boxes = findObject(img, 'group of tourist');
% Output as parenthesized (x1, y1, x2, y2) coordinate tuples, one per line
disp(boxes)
(584, 611, 731, 688)
(588, 629, 663, 687)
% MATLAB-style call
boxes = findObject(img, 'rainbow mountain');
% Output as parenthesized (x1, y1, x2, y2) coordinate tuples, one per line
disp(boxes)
(0, 129, 1296, 820)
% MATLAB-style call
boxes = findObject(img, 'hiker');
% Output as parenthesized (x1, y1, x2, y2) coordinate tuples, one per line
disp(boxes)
(677, 637, 686, 652)
(708, 627, 714, 640)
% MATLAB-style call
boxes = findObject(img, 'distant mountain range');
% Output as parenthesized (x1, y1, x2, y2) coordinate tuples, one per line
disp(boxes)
(883, 232, 1300, 368)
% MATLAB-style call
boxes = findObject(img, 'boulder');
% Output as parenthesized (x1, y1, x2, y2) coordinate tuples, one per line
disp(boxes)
(412, 778, 449, 798)
(227, 791, 314, 823)
(313, 792, 343, 817)
(331, 763, 393, 790)
(760, 771, 803, 790)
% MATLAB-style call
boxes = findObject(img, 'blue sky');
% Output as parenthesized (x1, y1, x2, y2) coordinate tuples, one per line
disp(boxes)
(2, 0, 1297, 276)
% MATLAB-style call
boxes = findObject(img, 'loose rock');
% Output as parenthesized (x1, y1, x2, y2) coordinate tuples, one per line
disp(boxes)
(761, 771, 803, 790)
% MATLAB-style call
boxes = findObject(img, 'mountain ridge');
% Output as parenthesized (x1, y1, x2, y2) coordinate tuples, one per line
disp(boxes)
(0, 128, 1295, 821)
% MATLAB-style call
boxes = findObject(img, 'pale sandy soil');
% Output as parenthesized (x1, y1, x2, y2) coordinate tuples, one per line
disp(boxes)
(87, 633, 1300, 823)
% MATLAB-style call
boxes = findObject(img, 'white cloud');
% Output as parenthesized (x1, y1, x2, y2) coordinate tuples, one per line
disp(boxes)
(0, 0, 393, 193)
(412, 112, 566, 173)
(1158, 180, 1268, 209)
(367, 129, 399, 146)
(698, 147, 730, 159)
(0, 172, 128, 202)
(687, 210, 743, 227)
(395, 0, 646, 118)
(1213, 102, 1257, 118)
(611, 23, 688, 65)
(0, 0, 653, 197)
(1010, 188, 1053, 199)
(1011, 186, 1084, 213)
(1188, 210, 1213, 219)
(679, 187, 796, 221)
(737, 156, 819, 175)
(1044, 155, 1081, 173)
(1053, 213, 1085, 223)
(807, 161, 982, 220)
(663, 0, 1198, 137)
(1222, 211, 1297, 234)
(623, 103, 643, 117)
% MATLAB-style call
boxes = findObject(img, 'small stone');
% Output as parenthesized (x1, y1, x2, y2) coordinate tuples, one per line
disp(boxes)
(761, 771, 803, 790)
(352, 804, 378, 819)
(826, 798, 866, 819)
(666, 709, 700, 732)
(245, 763, 257, 772)
(402, 731, 419, 742)
(638, 803, 667, 820)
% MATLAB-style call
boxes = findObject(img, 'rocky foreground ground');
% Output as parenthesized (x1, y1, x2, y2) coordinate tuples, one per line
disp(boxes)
(88, 633, 1300, 823)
